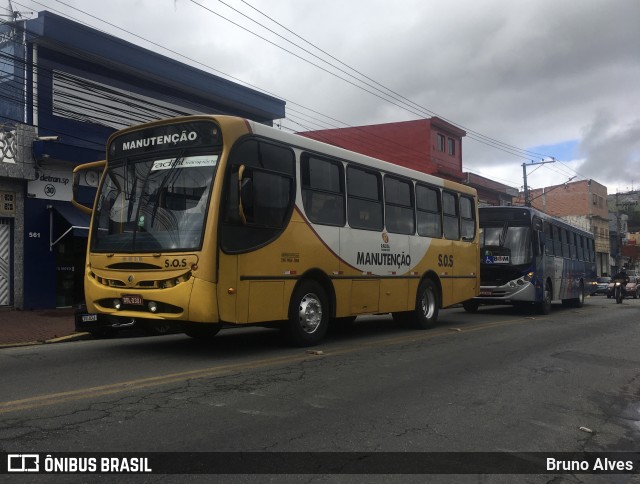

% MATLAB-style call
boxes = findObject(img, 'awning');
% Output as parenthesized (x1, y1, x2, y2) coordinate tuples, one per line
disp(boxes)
(53, 202, 90, 235)
(48, 202, 91, 251)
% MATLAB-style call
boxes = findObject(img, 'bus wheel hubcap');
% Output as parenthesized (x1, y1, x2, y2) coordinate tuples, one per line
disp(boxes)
(422, 289, 435, 319)
(298, 293, 322, 334)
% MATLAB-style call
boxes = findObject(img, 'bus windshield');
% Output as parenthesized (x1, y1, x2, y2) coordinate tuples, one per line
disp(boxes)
(480, 224, 532, 265)
(91, 154, 219, 252)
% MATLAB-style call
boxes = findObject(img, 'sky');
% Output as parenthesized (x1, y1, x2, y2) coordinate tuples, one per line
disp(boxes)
(3, 0, 640, 194)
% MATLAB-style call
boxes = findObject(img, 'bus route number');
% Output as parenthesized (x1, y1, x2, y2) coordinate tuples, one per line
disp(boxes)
(438, 254, 454, 267)
(165, 258, 187, 268)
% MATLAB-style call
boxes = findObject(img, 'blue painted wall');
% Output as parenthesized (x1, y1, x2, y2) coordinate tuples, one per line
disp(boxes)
(8, 10, 286, 309)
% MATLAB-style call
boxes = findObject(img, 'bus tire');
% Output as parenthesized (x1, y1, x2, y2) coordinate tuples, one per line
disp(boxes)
(538, 281, 552, 315)
(462, 300, 479, 313)
(411, 278, 440, 329)
(286, 280, 329, 347)
(572, 281, 585, 308)
(392, 311, 410, 326)
(184, 324, 222, 340)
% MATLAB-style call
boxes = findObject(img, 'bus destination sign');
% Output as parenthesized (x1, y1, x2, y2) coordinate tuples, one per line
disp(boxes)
(110, 121, 220, 159)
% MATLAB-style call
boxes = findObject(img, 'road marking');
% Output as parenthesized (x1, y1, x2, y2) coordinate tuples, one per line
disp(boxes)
(0, 316, 534, 414)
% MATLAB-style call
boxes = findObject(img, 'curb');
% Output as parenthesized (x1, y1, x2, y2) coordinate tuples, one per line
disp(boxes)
(0, 332, 92, 349)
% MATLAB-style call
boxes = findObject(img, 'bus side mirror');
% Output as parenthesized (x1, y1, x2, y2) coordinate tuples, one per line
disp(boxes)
(72, 160, 105, 215)
(237, 164, 253, 225)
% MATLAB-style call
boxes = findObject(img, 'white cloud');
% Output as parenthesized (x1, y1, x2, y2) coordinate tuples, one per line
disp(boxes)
(8, 0, 640, 193)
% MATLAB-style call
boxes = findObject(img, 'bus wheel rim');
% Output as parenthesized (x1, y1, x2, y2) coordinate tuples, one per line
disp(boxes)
(298, 293, 322, 334)
(421, 288, 435, 319)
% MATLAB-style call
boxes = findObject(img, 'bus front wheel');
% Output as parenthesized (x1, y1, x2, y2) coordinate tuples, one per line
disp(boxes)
(286, 281, 329, 347)
(538, 282, 552, 315)
(462, 300, 479, 313)
(411, 279, 440, 329)
(573, 281, 585, 308)
(184, 324, 222, 340)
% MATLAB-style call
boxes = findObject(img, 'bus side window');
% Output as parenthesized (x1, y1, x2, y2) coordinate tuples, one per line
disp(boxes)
(301, 155, 345, 226)
(222, 138, 295, 252)
(459, 195, 476, 241)
(416, 184, 442, 238)
(577, 235, 584, 260)
(552, 225, 561, 257)
(543, 222, 553, 255)
(384, 175, 414, 235)
(561, 229, 570, 258)
(570, 232, 577, 260)
(442, 191, 459, 240)
(347, 166, 383, 231)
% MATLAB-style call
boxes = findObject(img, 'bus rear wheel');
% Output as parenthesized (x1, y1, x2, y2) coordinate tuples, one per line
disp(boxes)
(286, 281, 329, 347)
(410, 279, 440, 329)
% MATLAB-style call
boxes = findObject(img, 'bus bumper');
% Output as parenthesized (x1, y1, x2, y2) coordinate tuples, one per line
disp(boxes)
(75, 305, 138, 333)
(84, 275, 219, 324)
(473, 281, 537, 304)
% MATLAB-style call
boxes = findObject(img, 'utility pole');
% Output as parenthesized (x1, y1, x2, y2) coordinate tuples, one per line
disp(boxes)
(0, 0, 32, 24)
(522, 159, 555, 207)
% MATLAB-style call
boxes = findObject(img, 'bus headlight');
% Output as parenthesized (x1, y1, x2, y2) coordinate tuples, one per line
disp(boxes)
(113, 299, 122, 310)
(148, 301, 158, 313)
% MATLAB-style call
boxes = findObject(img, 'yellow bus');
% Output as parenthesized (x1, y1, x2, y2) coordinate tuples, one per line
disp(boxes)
(72, 115, 480, 346)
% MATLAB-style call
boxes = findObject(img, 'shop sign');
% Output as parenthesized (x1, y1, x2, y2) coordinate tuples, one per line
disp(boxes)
(28, 163, 73, 201)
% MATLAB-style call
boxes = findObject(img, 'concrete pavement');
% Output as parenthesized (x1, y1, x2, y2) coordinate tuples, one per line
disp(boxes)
(0, 307, 89, 348)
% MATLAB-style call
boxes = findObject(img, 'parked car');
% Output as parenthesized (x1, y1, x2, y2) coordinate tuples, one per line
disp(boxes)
(625, 276, 640, 299)
(594, 277, 611, 295)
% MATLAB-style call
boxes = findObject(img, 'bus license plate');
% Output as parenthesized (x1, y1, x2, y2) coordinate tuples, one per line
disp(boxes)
(122, 294, 144, 305)
(480, 289, 493, 297)
(82, 314, 97, 322)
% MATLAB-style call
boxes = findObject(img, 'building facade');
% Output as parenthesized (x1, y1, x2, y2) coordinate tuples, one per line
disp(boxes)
(298, 118, 466, 182)
(526, 179, 610, 276)
(608, 191, 640, 273)
(463, 172, 518, 206)
(0, 124, 35, 307)
(0, 11, 285, 309)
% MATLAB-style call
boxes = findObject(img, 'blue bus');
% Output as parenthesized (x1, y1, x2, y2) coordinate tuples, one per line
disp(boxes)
(463, 206, 597, 314)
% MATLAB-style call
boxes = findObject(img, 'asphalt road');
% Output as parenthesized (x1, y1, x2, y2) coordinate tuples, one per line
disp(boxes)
(1, 296, 639, 481)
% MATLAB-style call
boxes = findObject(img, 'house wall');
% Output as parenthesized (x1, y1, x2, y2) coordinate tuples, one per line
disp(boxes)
(528, 179, 611, 275)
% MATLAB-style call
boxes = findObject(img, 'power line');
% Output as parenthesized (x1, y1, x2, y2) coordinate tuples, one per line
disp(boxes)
(215, 0, 561, 162)
(20, 0, 540, 167)
(4, 3, 580, 189)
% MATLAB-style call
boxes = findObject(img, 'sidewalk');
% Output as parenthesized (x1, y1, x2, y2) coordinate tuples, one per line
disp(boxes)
(0, 308, 89, 348)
